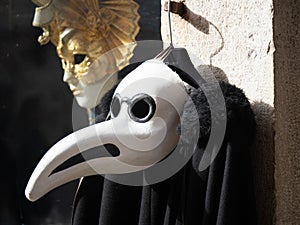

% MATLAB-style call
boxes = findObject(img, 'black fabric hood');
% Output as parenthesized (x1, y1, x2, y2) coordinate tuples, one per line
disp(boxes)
(178, 81, 256, 148)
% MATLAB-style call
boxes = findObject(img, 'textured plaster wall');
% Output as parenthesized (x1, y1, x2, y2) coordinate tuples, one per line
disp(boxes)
(161, 0, 275, 105)
(273, 0, 300, 224)
(161, 0, 276, 224)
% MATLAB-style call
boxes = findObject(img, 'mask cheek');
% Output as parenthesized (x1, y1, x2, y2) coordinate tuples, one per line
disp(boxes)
(73, 81, 103, 108)
(112, 116, 168, 152)
(74, 63, 89, 80)
(128, 121, 152, 139)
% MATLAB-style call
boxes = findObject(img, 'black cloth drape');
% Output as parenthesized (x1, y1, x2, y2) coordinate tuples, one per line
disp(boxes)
(71, 79, 257, 225)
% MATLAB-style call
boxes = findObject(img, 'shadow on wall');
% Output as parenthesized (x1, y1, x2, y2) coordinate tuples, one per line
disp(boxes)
(165, 1, 224, 65)
(273, 0, 300, 224)
(250, 102, 275, 225)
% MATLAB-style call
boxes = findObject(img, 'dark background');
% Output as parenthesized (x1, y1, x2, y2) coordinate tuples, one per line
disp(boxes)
(0, 0, 161, 224)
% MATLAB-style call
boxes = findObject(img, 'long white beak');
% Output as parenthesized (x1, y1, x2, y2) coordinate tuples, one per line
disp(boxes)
(25, 118, 173, 202)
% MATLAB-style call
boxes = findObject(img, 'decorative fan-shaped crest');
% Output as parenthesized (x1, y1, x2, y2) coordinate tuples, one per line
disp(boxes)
(32, 0, 140, 73)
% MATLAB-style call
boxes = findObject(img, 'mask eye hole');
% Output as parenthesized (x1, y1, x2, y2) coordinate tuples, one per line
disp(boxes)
(74, 54, 86, 64)
(110, 95, 121, 118)
(130, 94, 156, 123)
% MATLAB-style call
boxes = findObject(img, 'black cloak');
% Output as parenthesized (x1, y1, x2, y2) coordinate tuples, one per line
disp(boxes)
(71, 71, 257, 225)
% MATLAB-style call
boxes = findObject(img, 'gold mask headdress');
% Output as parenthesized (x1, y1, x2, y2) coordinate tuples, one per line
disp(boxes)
(32, 0, 140, 85)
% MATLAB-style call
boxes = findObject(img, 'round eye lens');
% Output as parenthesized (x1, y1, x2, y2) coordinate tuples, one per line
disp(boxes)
(130, 95, 156, 123)
(110, 95, 121, 118)
(74, 54, 86, 64)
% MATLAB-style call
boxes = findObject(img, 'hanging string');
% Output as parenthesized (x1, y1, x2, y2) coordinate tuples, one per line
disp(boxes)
(155, 0, 174, 61)
(168, 0, 173, 47)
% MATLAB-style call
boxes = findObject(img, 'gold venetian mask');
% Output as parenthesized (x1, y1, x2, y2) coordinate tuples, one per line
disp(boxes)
(56, 27, 134, 86)
(32, 0, 140, 107)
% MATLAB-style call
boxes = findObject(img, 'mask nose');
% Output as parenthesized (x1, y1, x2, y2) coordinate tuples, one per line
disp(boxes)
(63, 71, 75, 83)
(63, 71, 80, 96)
(61, 59, 76, 82)
(24, 119, 154, 202)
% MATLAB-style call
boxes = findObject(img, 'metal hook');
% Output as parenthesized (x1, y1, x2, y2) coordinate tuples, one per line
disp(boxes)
(167, 0, 174, 46)
(154, 0, 174, 61)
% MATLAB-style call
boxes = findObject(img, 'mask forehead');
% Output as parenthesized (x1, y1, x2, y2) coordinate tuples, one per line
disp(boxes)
(114, 60, 188, 111)
(59, 30, 87, 54)
(57, 28, 107, 59)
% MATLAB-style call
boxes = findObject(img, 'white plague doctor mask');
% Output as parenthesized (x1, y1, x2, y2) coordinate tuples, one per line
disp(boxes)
(25, 60, 190, 201)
